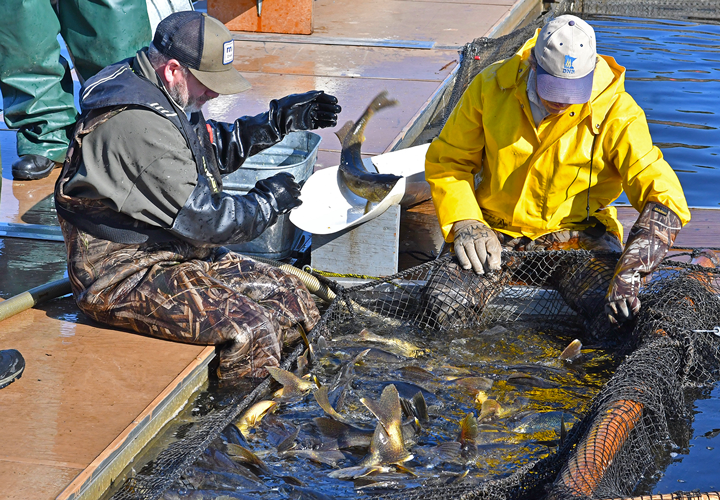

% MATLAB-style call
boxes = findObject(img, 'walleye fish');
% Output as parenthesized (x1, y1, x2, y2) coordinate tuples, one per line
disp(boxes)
(314, 416, 420, 450)
(234, 400, 277, 436)
(358, 328, 426, 358)
(432, 413, 478, 463)
(314, 385, 352, 424)
(337, 91, 402, 203)
(360, 384, 414, 466)
(224, 443, 271, 474)
(266, 366, 319, 399)
(281, 449, 348, 468)
(506, 372, 559, 389)
(559, 339, 583, 364)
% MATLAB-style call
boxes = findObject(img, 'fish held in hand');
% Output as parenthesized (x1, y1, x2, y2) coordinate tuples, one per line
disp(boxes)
(337, 92, 402, 203)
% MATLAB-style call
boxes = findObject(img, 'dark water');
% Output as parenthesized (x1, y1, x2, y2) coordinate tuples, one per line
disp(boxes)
(114, 319, 615, 500)
(589, 16, 720, 208)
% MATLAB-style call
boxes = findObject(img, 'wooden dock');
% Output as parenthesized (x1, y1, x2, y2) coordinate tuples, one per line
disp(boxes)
(0, 0, 540, 498)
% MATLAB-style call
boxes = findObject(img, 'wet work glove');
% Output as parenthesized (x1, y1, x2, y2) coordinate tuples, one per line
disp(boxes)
(252, 172, 303, 215)
(605, 201, 682, 324)
(271, 90, 342, 135)
(452, 219, 503, 275)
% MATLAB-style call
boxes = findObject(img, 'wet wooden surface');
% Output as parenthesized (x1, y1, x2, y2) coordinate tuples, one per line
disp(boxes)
(0, 300, 208, 500)
(209, 0, 313, 34)
(397, 202, 720, 272)
(0, 0, 536, 498)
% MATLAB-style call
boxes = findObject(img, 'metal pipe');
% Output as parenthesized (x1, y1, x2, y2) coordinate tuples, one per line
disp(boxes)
(0, 278, 72, 322)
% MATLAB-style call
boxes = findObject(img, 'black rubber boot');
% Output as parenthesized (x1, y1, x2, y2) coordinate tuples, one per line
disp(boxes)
(11, 154, 60, 180)
(0, 349, 25, 389)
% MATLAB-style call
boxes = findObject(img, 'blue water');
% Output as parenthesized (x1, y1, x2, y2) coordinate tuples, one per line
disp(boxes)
(590, 16, 720, 209)
(590, 15, 720, 494)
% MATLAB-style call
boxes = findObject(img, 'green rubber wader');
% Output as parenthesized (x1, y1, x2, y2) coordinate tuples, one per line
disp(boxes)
(0, 0, 151, 161)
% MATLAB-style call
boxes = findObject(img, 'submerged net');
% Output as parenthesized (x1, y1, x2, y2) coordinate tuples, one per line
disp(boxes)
(110, 2, 720, 499)
(112, 250, 720, 500)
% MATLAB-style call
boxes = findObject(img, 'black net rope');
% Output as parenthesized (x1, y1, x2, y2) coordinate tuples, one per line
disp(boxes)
(111, 250, 720, 500)
(110, 1, 720, 496)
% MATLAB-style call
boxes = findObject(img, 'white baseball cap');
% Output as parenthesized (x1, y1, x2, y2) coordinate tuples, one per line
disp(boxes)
(535, 15, 597, 104)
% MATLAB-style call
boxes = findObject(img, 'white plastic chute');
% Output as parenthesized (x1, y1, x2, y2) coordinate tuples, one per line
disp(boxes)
(289, 144, 431, 235)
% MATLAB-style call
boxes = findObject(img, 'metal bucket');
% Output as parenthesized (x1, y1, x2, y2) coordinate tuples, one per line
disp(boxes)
(222, 131, 321, 260)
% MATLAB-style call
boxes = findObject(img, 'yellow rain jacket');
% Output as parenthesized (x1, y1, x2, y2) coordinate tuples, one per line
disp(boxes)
(425, 31, 691, 242)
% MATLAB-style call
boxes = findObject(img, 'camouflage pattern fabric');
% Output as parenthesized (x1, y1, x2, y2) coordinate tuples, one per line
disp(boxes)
(423, 228, 622, 330)
(58, 216, 320, 382)
(606, 201, 682, 323)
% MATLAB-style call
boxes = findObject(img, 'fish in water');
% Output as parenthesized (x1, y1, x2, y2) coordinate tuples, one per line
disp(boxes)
(234, 400, 277, 436)
(224, 442, 271, 475)
(336, 91, 402, 203)
(266, 366, 319, 399)
(358, 328, 426, 358)
(506, 372, 559, 389)
(314, 385, 352, 424)
(360, 384, 414, 466)
(432, 413, 479, 463)
(559, 339, 583, 364)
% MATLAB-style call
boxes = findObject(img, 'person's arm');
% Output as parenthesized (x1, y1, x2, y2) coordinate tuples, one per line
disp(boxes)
(207, 91, 341, 174)
(170, 172, 302, 247)
(425, 75, 501, 274)
(603, 93, 690, 323)
(80, 108, 303, 247)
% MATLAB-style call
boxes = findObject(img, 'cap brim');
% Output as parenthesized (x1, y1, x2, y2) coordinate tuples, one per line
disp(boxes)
(536, 65, 594, 105)
(188, 67, 251, 95)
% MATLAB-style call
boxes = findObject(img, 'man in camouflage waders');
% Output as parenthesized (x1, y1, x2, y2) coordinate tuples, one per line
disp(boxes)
(54, 12, 341, 382)
(424, 15, 690, 330)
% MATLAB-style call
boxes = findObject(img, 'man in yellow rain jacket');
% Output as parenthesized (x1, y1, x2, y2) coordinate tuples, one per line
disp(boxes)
(425, 15, 690, 325)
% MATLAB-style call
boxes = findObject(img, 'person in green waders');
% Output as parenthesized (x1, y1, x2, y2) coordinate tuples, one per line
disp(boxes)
(0, 0, 152, 180)
(425, 15, 690, 330)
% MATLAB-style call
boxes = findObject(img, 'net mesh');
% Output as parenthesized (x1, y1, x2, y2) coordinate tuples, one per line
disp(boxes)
(111, 250, 720, 500)
(110, 1, 720, 498)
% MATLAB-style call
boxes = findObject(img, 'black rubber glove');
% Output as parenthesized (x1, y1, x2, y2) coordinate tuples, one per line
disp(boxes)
(605, 202, 682, 324)
(271, 90, 342, 134)
(252, 172, 302, 215)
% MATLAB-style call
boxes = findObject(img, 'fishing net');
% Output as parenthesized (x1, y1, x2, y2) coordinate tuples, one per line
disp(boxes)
(110, 249, 720, 500)
(108, 1, 720, 499)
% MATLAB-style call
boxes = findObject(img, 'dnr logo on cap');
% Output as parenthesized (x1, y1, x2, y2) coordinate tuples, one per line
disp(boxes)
(223, 41, 234, 65)
(563, 55, 576, 74)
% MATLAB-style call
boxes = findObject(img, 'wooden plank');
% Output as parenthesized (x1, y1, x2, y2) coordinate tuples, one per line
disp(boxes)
(617, 206, 720, 249)
(399, 200, 444, 270)
(311, 205, 401, 277)
(209, 0, 313, 35)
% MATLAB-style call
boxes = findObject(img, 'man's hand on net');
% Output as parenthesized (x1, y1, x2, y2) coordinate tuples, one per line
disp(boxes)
(451, 219, 502, 275)
(605, 288, 641, 325)
(254, 172, 302, 214)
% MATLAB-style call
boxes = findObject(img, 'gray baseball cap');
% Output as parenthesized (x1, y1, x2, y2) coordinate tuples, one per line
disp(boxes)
(535, 15, 596, 105)
(153, 11, 251, 95)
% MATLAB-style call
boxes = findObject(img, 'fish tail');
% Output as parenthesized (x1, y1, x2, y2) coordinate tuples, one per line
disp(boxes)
(335, 120, 355, 146)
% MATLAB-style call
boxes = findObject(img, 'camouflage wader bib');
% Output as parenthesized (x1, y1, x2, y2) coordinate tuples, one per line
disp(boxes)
(54, 82, 319, 382)
(58, 216, 319, 380)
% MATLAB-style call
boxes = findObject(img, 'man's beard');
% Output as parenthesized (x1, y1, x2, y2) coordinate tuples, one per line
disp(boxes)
(167, 76, 208, 114)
